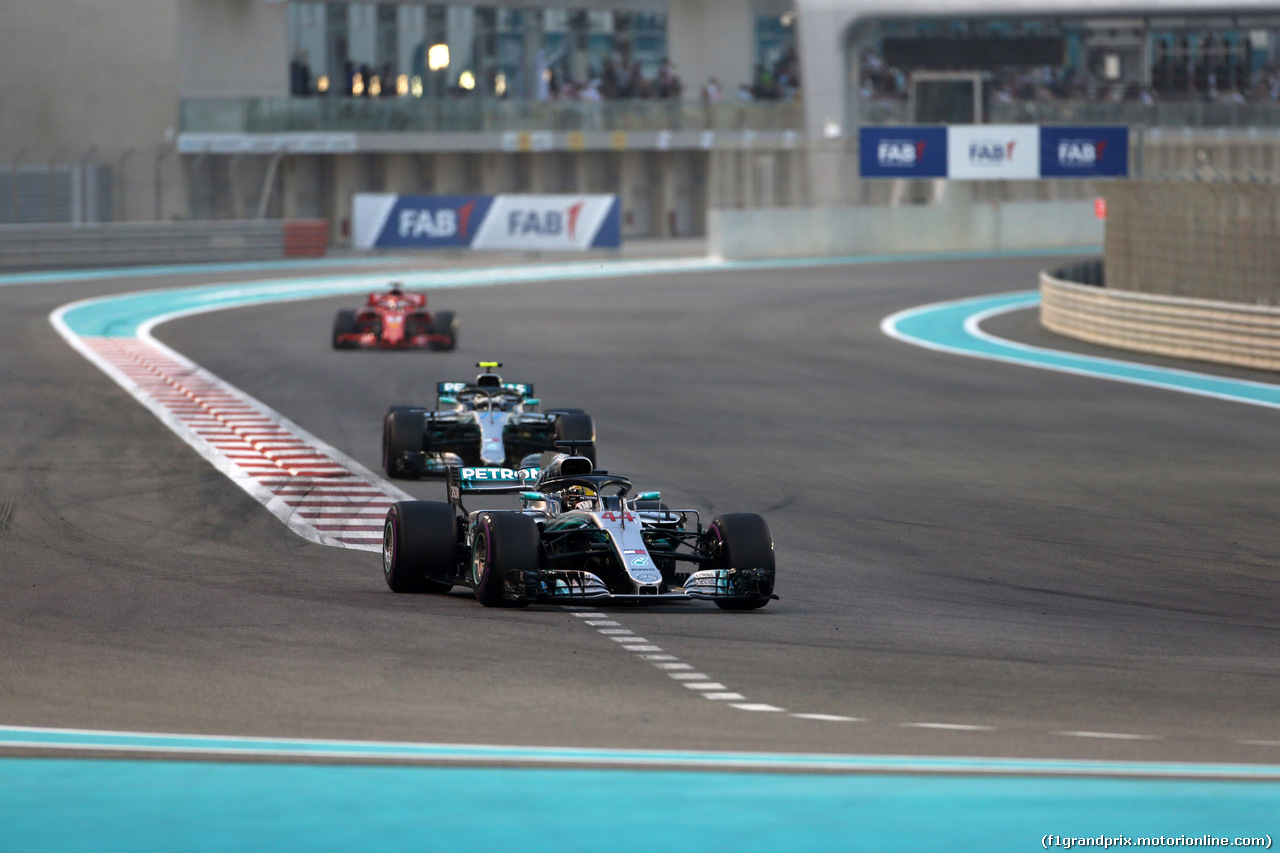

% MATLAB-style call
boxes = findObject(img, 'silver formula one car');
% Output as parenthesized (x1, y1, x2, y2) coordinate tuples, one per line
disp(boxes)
(381, 448, 778, 610)
(382, 362, 595, 478)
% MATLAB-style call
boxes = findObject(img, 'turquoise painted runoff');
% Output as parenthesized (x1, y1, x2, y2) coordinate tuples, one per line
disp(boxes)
(884, 291, 1280, 409)
(56, 259, 719, 338)
(6, 725, 1280, 778)
(50, 246, 1108, 338)
(2, 758, 1277, 853)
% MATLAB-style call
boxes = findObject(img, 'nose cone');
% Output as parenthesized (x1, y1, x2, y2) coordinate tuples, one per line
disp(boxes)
(477, 412, 506, 465)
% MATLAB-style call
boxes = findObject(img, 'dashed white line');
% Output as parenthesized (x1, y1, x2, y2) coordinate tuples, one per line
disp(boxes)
(902, 723, 998, 732)
(791, 714, 862, 722)
(1052, 731, 1164, 741)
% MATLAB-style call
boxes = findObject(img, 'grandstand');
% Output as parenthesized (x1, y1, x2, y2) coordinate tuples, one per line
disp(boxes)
(1, 0, 1278, 239)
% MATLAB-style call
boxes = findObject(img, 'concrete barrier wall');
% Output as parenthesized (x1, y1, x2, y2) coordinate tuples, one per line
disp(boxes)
(1101, 180, 1280, 305)
(1040, 269, 1280, 372)
(0, 220, 326, 270)
(709, 197, 1103, 260)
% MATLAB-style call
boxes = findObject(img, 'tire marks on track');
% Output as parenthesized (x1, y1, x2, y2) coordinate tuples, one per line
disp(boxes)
(69, 335, 410, 552)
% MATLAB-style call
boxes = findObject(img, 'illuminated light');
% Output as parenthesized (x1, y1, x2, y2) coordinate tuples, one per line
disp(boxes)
(410, 75, 423, 97)
(317, 75, 330, 93)
(428, 43, 450, 71)
(780, 12, 795, 26)
(397, 74, 409, 96)
(352, 72, 365, 96)
(495, 72, 506, 96)
(459, 70, 476, 91)
(369, 75, 382, 96)
(543, 67, 552, 82)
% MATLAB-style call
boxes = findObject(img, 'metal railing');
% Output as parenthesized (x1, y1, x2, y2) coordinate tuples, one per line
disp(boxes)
(180, 97, 805, 134)
(858, 98, 1280, 129)
(0, 220, 327, 271)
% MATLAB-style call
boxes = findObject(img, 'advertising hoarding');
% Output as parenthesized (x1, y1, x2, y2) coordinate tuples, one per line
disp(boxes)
(1040, 126, 1129, 178)
(353, 194, 621, 251)
(859, 125, 1128, 180)
(947, 125, 1040, 180)
(859, 127, 949, 178)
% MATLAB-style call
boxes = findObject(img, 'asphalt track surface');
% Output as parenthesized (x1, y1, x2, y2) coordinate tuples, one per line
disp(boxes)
(4, 253, 1280, 770)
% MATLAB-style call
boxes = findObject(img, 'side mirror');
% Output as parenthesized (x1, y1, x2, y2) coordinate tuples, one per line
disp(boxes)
(635, 491, 661, 502)
(438, 396, 457, 405)
(520, 491, 547, 502)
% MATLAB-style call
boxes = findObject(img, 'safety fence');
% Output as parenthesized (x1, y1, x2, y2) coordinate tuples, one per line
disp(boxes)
(0, 220, 327, 271)
(1100, 180, 1280, 305)
(1040, 266, 1280, 372)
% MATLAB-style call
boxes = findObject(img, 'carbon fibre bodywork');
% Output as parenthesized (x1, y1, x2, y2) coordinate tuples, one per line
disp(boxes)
(381, 453, 778, 609)
(382, 366, 595, 477)
(332, 289, 457, 351)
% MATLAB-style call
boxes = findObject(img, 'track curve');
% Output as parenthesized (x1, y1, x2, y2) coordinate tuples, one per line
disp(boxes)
(4, 253, 1280, 762)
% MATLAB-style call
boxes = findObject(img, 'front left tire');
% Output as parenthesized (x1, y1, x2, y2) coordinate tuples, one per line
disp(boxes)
(471, 512, 539, 607)
(332, 309, 359, 349)
(383, 410, 424, 479)
(429, 311, 458, 351)
(706, 513, 775, 611)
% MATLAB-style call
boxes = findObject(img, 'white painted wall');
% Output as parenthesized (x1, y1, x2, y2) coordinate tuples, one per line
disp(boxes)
(178, 0, 290, 98)
(0, 0, 182, 221)
(668, 0, 755, 102)
(709, 196, 1103, 258)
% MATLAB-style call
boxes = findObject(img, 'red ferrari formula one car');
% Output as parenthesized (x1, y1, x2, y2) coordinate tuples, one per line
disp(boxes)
(332, 286, 458, 351)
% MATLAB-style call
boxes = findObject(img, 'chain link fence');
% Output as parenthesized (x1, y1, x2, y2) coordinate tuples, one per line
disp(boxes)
(1101, 180, 1280, 305)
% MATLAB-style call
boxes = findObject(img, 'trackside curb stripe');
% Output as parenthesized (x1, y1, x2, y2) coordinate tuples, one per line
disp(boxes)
(3, 724, 1280, 778)
(882, 291, 1280, 409)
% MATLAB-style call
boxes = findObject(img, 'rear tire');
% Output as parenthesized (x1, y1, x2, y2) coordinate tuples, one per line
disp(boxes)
(708, 513, 775, 611)
(553, 413, 596, 466)
(383, 410, 424, 479)
(332, 310, 359, 349)
(383, 502, 457, 594)
(429, 310, 458, 351)
(471, 512, 539, 608)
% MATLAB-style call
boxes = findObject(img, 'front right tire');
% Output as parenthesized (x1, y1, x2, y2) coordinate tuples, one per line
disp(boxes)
(383, 501, 457, 594)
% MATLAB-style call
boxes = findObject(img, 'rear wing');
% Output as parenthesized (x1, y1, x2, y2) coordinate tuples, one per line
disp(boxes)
(447, 465, 540, 507)
(437, 380, 533, 401)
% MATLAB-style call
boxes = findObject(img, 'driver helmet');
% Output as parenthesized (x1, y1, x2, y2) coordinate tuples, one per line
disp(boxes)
(561, 485, 597, 511)
(388, 283, 404, 296)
